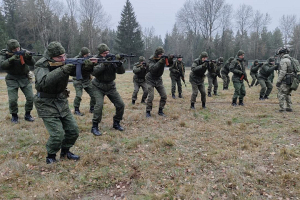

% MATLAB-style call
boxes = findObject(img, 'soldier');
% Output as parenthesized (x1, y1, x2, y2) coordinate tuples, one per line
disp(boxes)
(229, 50, 248, 106)
(221, 57, 234, 90)
(34, 41, 83, 164)
(249, 60, 260, 87)
(190, 52, 209, 109)
(72, 47, 96, 116)
(207, 57, 222, 96)
(169, 55, 185, 99)
(91, 43, 125, 136)
(0, 39, 35, 123)
(276, 47, 296, 112)
(257, 57, 277, 100)
(132, 56, 149, 105)
(146, 47, 170, 118)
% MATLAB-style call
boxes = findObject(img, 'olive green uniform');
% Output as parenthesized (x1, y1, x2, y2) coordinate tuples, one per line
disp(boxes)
(257, 61, 277, 98)
(132, 62, 148, 102)
(0, 48, 35, 115)
(221, 58, 232, 89)
(207, 62, 221, 94)
(189, 58, 208, 104)
(34, 46, 79, 155)
(72, 53, 95, 109)
(146, 56, 168, 111)
(229, 57, 247, 103)
(169, 60, 185, 95)
(92, 56, 125, 124)
(250, 63, 260, 86)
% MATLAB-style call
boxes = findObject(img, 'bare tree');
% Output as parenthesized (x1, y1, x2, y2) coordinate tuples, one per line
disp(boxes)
(176, 0, 199, 34)
(280, 15, 297, 45)
(235, 4, 253, 49)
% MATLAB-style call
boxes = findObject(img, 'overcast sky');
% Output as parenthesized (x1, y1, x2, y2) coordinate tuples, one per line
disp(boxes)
(100, 0, 300, 38)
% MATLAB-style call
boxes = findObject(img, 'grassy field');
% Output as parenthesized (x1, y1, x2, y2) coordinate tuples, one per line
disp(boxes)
(1, 69, 300, 200)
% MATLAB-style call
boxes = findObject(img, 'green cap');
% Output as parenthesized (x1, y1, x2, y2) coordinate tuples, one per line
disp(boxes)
(200, 51, 208, 59)
(218, 57, 224, 62)
(47, 41, 65, 58)
(228, 57, 234, 63)
(155, 47, 165, 56)
(139, 56, 145, 62)
(80, 47, 90, 56)
(268, 57, 275, 63)
(7, 39, 20, 52)
(237, 50, 245, 56)
(254, 59, 258, 64)
(97, 43, 110, 54)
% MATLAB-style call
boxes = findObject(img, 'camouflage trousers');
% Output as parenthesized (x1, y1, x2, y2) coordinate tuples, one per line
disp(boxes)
(42, 112, 79, 155)
(6, 79, 34, 114)
(250, 73, 258, 86)
(132, 80, 148, 102)
(232, 81, 246, 101)
(221, 73, 230, 89)
(207, 75, 218, 93)
(191, 83, 206, 103)
(258, 79, 273, 97)
(170, 75, 182, 94)
(268, 74, 275, 84)
(92, 81, 125, 123)
(277, 83, 292, 109)
(73, 80, 96, 108)
(146, 80, 167, 112)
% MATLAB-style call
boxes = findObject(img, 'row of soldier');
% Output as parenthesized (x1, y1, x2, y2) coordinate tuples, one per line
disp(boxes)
(0, 39, 297, 164)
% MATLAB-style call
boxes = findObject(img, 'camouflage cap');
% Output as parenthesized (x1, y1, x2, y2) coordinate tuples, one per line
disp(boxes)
(276, 46, 290, 55)
(268, 57, 275, 63)
(228, 57, 234, 63)
(80, 47, 90, 56)
(47, 41, 65, 58)
(177, 54, 183, 58)
(218, 57, 224, 62)
(139, 56, 145, 62)
(155, 47, 165, 56)
(237, 50, 245, 56)
(6, 39, 20, 52)
(97, 43, 110, 54)
(200, 51, 208, 59)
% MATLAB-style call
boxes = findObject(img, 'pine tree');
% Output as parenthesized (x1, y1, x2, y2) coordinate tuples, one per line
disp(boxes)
(116, 0, 144, 68)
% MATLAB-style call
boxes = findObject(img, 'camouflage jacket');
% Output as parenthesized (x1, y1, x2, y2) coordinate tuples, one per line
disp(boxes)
(221, 61, 230, 75)
(229, 57, 247, 82)
(34, 51, 75, 118)
(277, 54, 293, 83)
(169, 60, 185, 78)
(250, 64, 260, 75)
(258, 63, 276, 80)
(133, 61, 149, 83)
(0, 48, 35, 86)
(189, 58, 208, 85)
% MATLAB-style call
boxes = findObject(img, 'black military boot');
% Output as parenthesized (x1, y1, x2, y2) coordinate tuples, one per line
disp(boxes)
(202, 102, 206, 108)
(178, 93, 183, 98)
(146, 111, 151, 118)
(24, 111, 34, 122)
(132, 100, 135, 105)
(74, 107, 84, 116)
(60, 148, 80, 161)
(91, 122, 102, 136)
(172, 93, 176, 99)
(264, 95, 269, 99)
(286, 108, 293, 112)
(46, 154, 57, 164)
(232, 99, 237, 106)
(11, 113, 18, 123)
(259, 96, 265, 100)
(223, 86, 225, 90)
(239, 99, 244, 106)
(89, 106, 94, 113)
(213, 91, 218, 96)
(113, 120, 124, 131)
(190, 103, 195, 109)
(158, 108, 166, 116)
(141, 99, 146, 104)
(208, 92, 212, 97)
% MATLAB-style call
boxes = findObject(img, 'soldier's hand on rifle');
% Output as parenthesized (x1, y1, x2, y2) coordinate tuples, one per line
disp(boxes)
(8, 54, 19, 62)
(159, 58, 166, 64)
(83, 59, 94, 71)
(61, 64, 75, 74)
(115, 54, 124, 61)
(24, 51, 32, 60)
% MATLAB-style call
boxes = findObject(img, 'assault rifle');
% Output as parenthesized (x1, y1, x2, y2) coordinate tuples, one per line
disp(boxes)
(105, 53, 136, 61)
(204, 60, 217, 64)
(240, 74, 251, 88)
(7, 50, 42, 65)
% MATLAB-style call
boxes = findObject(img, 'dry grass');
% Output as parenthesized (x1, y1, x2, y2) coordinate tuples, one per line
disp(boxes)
(1, 69, 300, 199)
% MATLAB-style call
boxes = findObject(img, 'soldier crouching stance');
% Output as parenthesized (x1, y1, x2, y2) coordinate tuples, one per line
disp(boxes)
(34, 42, 80, 164)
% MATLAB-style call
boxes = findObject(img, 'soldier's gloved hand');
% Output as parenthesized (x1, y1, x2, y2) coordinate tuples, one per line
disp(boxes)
(159, 58, 166, 64)
(276, 82, 281, 87)
(24, 52, 32, 60)
(83, 59, 94, 71)
(61, 64, 75, 74)
(8, 54, 19, 62)
(115, 54, 124, 61)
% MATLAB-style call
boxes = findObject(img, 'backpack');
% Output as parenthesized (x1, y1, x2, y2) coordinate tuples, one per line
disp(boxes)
(290, 57, 300, 73)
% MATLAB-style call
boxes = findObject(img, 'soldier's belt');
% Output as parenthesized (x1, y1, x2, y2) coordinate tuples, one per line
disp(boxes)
(37, 91, 64, 98)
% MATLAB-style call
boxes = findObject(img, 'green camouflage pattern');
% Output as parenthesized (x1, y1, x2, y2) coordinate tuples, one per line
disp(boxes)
(229, 57, 247, 83)
(132, 62, 148, 101)
(169, 60, 185, 94)
(232, 81, 246, 101)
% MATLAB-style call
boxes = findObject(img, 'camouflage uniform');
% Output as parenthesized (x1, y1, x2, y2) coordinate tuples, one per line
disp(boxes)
(72, 47, 96, 115)
(229, 50, 247, 106)
(221, 57, 234, 90)
(34, 41, 80, 163)
(0, 39, 35, 123)
(207, 57, 223, 96)
(189, 52, 209, 109)
(132, 56, 148, 104)
(146, 47, 169, 117)
(169, 56, 185, 98)
(257, 57, 277, 99)
(91, 43, 125, 134)
(276, 49, 295, 111)
(250, 60, 260, 86)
